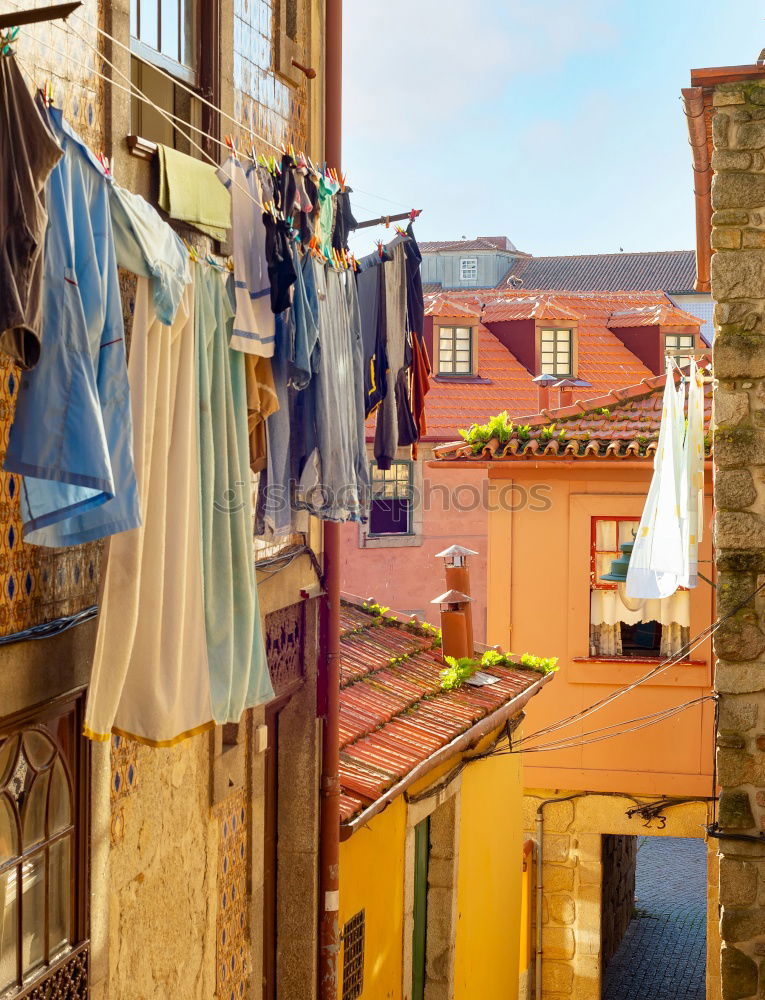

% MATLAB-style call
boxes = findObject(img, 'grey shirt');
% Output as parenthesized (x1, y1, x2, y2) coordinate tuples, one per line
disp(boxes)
(0, 58, 62, 369)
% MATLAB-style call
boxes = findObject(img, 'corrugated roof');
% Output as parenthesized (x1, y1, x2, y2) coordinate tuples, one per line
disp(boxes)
(500, 250, 697, 294)
(422, 289, 662, 439)
(482, 295, 582, 323)
(338, 602, 546, 825)
(433, 370, 712, 463)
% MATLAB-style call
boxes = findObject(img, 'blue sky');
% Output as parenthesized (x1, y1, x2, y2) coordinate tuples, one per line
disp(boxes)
(343, 0, 763, 256)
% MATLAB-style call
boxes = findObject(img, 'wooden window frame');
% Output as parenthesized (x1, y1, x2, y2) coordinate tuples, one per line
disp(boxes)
(459, 257, 478, 281)
(664, 331, 696, 368)
(0, 690, 90, 998)
(274, 0, 303, 87)
(129, 0, 220, 155)
(537, 326, 574, 378)
(437, 325, 474, 377)
(369, 460, 414, 537)
(590, 516, 640, 592)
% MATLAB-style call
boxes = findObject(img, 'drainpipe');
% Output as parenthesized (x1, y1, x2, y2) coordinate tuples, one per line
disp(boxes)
(319, 1, 343, 997)
(682, 87, 712, 294)
(535, 794, 586, 1000)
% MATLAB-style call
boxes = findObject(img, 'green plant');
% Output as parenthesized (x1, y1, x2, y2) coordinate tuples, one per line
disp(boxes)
(362, 601, 389, 620)
(440, 656, 479, 690)
(558, 429, 566, 441)
(517, 424, 531, 442)
(539, 423, 556, 442)
(596, 407, 610, 417)
(519, 652, 559, 675)
(459, 411, 514, 448)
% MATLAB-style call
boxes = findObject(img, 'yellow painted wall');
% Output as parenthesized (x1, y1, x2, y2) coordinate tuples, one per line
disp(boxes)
(338, 797, 407, 1000)
(454, 750, 524, 1000)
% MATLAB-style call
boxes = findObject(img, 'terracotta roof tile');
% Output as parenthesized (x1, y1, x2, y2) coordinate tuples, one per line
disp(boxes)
(419, 236, 520, 253)
(338, 603, 545, 825)
(482, 295, 582, 322)
(607, 304, 702, 328)
(422, 289, 664, 439)
(433, 369, 712, 463)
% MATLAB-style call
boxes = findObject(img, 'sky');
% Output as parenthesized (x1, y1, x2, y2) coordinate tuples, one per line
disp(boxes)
(343, 0, 764, 257)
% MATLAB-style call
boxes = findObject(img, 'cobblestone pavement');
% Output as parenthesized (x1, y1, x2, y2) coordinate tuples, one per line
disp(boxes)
(601, 836, 706, 1000)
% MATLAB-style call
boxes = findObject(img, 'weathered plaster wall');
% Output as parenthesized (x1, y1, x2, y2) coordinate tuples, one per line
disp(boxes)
(709, 77, 765, 1000)
(522, 792, 715, 1000)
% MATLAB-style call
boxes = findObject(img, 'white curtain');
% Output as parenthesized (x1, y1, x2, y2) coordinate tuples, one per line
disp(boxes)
(591, 623, 622, 657)
(660, 623, 689, 657)
(590, 590, 690, 627)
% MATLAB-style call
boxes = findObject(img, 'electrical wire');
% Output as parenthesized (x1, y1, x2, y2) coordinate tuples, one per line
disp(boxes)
(512, 578, 764, 749)
(0, 605, 98, 645)
(491, 695, 714, 756)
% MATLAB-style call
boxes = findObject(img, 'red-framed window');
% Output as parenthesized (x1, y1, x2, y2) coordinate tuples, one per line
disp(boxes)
(590, 517, 640, 591)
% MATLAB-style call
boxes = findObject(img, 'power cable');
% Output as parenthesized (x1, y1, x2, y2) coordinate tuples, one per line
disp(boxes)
(513, 578, 764, 749)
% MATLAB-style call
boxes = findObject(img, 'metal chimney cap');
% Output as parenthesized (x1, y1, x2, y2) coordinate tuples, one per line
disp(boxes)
(431, 589, 473, 605)
(532, 373, 557, 385)
(435, 544, 479, 559)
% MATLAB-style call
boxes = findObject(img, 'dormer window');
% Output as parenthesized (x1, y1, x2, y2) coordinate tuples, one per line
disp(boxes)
(438, 326, 473, 376)
(459, 258, 478, 282)
(665, 332, 695, 367)
(540, 328, 573, 376)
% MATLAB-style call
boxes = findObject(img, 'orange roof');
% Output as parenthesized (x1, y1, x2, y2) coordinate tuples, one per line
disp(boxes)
(424, 294, 481, 319)
(607, 303, 702, 328)
(422, 289, 664, 439)
(482, 295, 582, 323)
(433, 370, 712, 463)
(337, 602, 549, 830)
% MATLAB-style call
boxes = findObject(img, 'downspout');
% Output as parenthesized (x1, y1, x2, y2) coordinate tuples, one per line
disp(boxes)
(534, 794, 587, 1000)
(682, 87, 712, 293)
(318, 1, 343, 997)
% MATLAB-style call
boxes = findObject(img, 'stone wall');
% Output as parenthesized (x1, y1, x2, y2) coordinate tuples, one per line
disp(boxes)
(523, 792, 714, 1000)
(709, 77, 765, 1000)
(600, 835, 638, 966)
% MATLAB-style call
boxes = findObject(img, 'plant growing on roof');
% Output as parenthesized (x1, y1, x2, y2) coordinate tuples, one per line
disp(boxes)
(516, 424, 531, 442)
(539, 423, 556, 442)
(362, 601, 389, 621)
(596, 407, 610, 417)
(519, 652, 559, 675)
(439, 656, 478, 690)
(459, 411, 514, 449)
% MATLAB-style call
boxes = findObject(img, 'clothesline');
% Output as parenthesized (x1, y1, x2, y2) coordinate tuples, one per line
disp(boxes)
(4, 0, 415, 226)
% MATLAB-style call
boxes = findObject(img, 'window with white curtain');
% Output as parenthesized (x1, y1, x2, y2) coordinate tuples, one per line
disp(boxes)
(590, 517, 690, 658)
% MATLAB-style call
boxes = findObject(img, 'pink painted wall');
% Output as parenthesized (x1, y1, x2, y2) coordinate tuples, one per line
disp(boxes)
(339, 452, 490, 641)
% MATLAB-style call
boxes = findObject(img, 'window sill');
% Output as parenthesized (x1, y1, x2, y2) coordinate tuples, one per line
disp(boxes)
(569, 656, 710, 687)
(361, 532, 423, 549)
(126, 134, 157, 160)
(572, 656, 706, 667)
(433, 375, 493, 385)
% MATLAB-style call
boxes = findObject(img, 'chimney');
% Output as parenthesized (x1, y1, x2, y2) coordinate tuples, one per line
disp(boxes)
(431, 589, 473, 660)
(436, 545, 478, 654)
(554, 377, 592, 408)
(533, 373, 557, 412)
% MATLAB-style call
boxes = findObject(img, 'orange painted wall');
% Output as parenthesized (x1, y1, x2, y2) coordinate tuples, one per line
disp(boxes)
(340, 448, 491, 640)
(484, 463, 715, 798)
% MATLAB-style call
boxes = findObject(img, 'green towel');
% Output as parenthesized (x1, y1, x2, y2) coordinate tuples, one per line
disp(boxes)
(157, 144, 231, 241)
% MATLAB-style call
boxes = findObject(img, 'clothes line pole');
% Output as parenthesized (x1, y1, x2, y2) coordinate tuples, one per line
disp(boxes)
(0, 1, 82, 30)
(354, 209, 422, 230)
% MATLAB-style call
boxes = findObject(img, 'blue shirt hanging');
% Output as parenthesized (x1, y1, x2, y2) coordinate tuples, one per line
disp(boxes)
(4, 100, 140, 546)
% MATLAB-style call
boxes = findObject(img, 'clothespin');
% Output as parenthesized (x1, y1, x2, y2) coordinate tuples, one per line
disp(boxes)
(409, 208, 421, 222)
(377, 240, 384, 260)
(183, 239, 199, 264)
(96, 152, 111, 176)
(226, 257, 234, 272)
(42, 79, 54, 107)
(1, 26, 19, 56)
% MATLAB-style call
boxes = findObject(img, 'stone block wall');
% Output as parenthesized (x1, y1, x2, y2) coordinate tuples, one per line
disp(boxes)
(523, 792, 713, 1000)
(710, 77, 765, 1000)
(601, 835, 638, 966)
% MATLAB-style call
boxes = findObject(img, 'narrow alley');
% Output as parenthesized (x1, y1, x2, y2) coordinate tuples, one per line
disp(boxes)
(601, 837, 707, 1000)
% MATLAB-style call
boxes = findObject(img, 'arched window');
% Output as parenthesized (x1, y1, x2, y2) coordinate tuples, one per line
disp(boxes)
(0, 697, 88, 997)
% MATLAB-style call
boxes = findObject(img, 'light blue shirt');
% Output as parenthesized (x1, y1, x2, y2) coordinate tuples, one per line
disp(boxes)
(109, 181, 190, 326)
(4, 102, 140, 546)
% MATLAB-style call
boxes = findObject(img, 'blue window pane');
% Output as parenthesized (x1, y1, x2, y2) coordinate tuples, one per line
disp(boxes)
(161, 0, 180, 62)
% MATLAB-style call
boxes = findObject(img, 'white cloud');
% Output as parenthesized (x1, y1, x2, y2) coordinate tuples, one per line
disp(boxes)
(343, 0, 618, 143)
